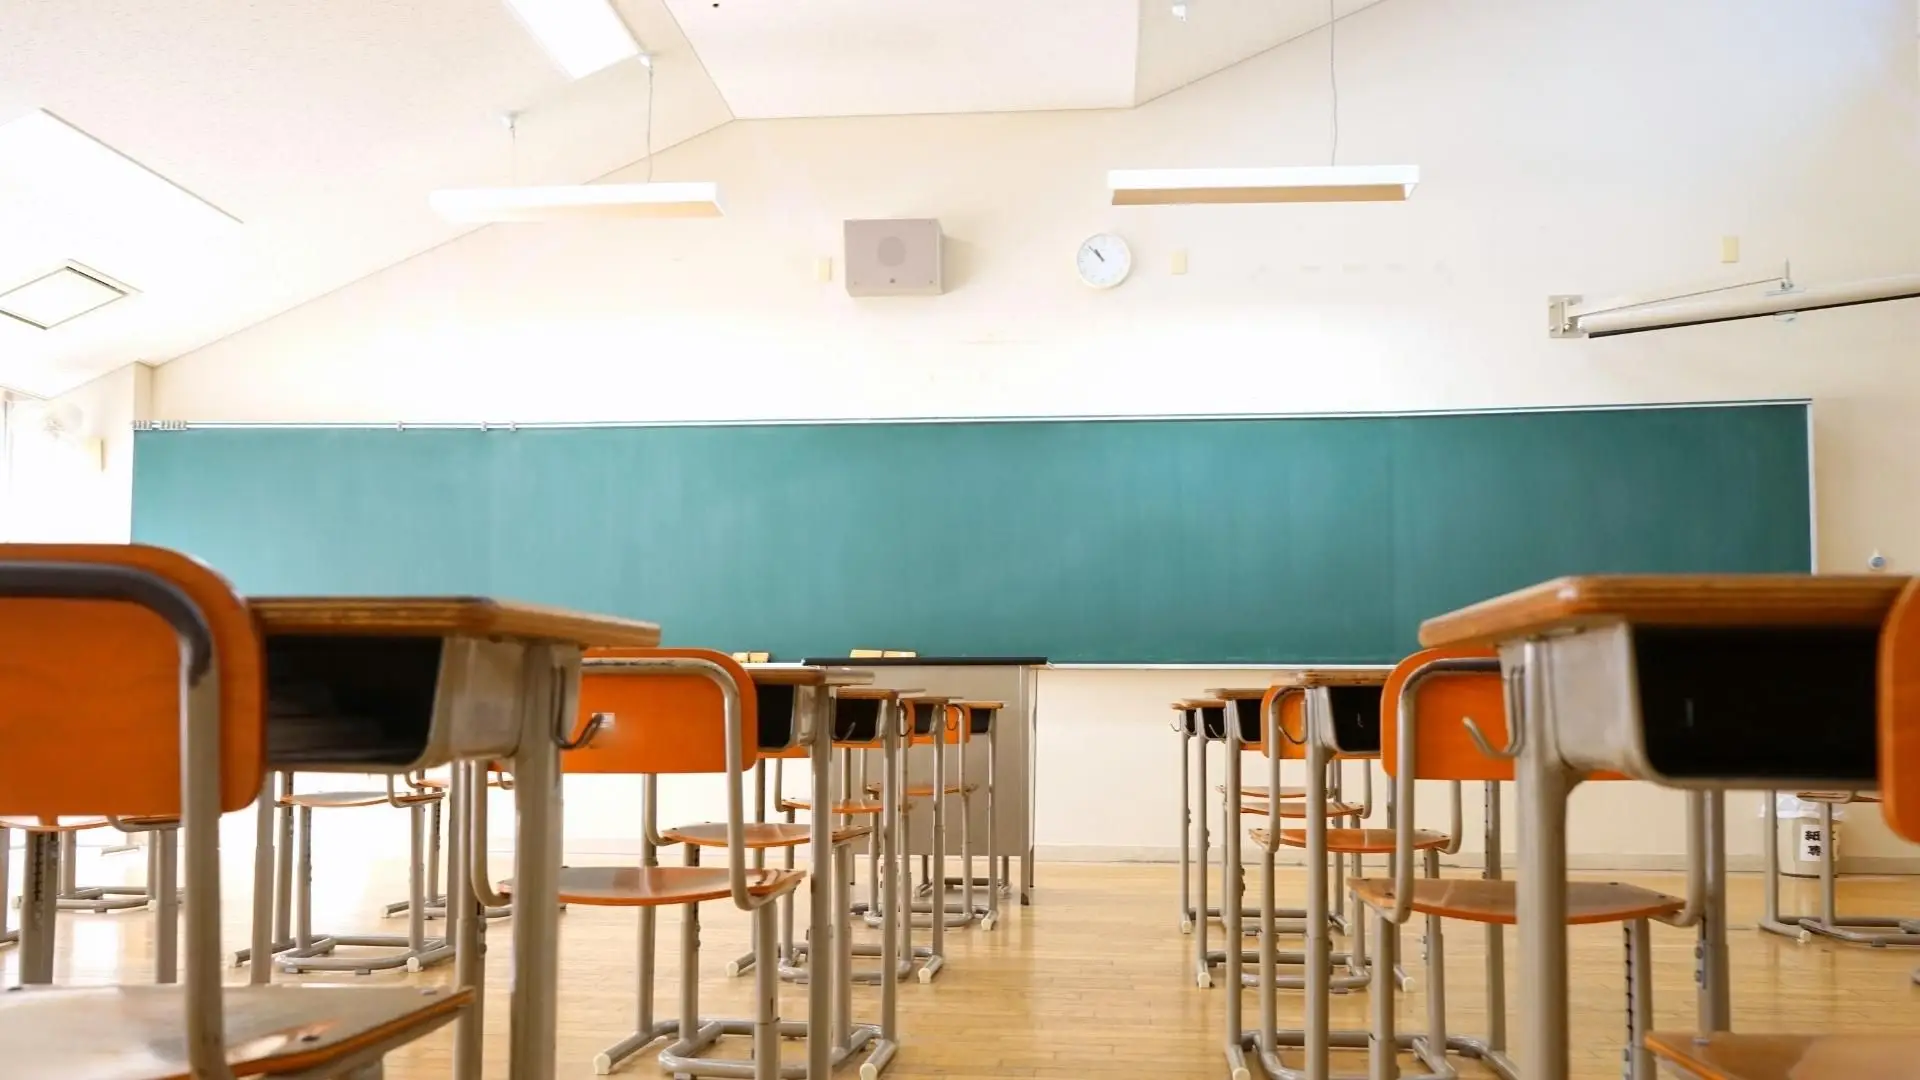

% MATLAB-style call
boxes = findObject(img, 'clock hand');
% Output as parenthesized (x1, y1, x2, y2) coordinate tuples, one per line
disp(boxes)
(1093, 249, 1106, 263)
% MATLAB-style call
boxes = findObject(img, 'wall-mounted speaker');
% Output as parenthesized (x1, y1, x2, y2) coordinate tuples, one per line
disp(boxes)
(844, 218, 943, 297)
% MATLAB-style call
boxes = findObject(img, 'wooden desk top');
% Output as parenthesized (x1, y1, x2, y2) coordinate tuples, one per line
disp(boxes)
(1269, 668, 1393, 689)
(837, 686, 905, 701)
(1420, 575, 1909, 649)
(1208, 687, 1271, 701)
(251, 597, 661, 648)
(746, 664, 875, 688)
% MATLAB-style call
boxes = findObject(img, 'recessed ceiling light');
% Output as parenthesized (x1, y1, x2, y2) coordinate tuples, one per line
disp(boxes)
(500, 0, 641, 79)
(0, 264, 133, 330)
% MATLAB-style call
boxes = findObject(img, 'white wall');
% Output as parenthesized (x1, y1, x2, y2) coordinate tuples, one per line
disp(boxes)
(1, 362, 150, 542)
(152, 0, 1920, 867)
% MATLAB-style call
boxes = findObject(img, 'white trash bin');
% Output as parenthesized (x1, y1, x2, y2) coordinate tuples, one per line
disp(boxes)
(1773, 794, 1842, 879)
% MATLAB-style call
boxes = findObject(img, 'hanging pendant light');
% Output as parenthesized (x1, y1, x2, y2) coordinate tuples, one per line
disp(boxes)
(1109, 2, 1418, 206)
(429, 55, 724, 223)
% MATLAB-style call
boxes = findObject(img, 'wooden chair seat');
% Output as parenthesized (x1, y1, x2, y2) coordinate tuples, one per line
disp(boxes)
(535, 866, 808, 907)
(278, 790, 441, 810)
(662, 822, 874, 849)
(779, 797, 906, 815)
(1237, 801, 1365, 819)
(1249, 827, 1448, 854)
(1348, 878, 1684, 926)
(1218, 785, 1307, 800)
(1644, 1031, 1920, 1080)
(863, 782, 976, 797)
(0, 983, 471, 1080)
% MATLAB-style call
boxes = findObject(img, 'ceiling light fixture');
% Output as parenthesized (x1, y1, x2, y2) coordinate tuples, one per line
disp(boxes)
(430, 181, 723, 221)
(1111, 0, 1418, 205)
(501, 0, 641, 79)
(429, 54, 724, 223)
(1109, 165, 1417, 205)
(0, 264, 133, 330)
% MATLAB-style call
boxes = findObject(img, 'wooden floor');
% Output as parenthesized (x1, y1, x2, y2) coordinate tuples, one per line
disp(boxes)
(7, 847, 1920, 1079)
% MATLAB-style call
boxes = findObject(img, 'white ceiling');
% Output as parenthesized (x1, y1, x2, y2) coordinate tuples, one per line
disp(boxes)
(0, 0, 1382, 396)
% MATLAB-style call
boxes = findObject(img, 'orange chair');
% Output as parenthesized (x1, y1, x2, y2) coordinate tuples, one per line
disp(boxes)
(556, 650, 898, 1080)
(1209, 679, 1375, 996)
(1350, 647, 1685, 1080)
(0, 543, 469, 1079)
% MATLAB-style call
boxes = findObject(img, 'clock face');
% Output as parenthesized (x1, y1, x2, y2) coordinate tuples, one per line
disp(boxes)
(1076, 233, 1132, 289)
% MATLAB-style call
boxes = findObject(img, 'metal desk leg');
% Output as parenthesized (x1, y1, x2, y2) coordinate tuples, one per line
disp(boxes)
(1302, 706, 1332, 1080)
(508, 644, 574, 1080)
(1515, 648, 1573, 1080)
(808, 688, 834, 1080)
(1194, 726, 1211, 987)
(1698, 792, 1730, 1032)
(452, 763, 486, 1080)
(19, 831, 60, 984)
(1222, 713, 1249, 1080)
(276, 775, 295, 943)
(986, 723, 1000, 929)
(927, 723, 946, 978)
(1180, 726, 1193, 933)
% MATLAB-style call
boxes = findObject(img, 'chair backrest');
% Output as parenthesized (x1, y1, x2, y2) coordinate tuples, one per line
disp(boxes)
(0, 544, 263, 817)
(1381, 647, 1511, 781)
(958, 700, 1002, 735)
(903, 696, 953, 746)
(1880, 578, 1920, 843)
(831, 687, 898, 748)
(1213, 689, 1267, 751)
(907, 703, 969, 746)
(1258, 686, 1308, 761)
(1378, 646, 1631, 783)
(570, 648, 758, 774)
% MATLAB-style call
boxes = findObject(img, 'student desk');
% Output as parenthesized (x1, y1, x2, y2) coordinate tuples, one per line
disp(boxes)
(253, 597, 661, 1080)
(1420, 575, 1905, 1080)
(801, 656, 1045, 904)
(742, 660, 890, 1072)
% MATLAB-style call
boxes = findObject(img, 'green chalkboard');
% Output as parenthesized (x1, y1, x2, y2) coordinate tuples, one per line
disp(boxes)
(132, 404, 1811, 663)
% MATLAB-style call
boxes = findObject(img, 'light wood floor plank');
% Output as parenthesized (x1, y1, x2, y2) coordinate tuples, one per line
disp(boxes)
(5, 847, 1918, 1078)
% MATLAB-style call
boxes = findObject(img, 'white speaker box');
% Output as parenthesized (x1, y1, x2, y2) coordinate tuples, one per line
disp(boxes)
(844, 219, 943, 297)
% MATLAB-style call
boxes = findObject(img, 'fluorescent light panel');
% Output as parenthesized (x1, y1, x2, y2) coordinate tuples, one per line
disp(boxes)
(501, 0, 640, 79)
(0, 264, 131, 330)
(1109, 165, 1419, 205)
(430, 182, 723, 222)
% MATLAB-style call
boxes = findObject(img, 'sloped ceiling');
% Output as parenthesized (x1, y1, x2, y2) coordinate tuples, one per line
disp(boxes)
(0, 0, 1385, 396)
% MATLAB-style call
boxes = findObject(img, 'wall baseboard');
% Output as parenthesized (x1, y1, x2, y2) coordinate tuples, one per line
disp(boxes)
(556, 838, 1920, 876)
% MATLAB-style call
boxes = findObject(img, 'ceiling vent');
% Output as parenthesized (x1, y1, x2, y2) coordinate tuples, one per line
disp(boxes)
(0, 264, 132, 330)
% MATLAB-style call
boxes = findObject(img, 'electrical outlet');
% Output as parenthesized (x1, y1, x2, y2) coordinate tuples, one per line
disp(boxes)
(1171, 250, 1189, 276)
(1720, 236, 1740, 264)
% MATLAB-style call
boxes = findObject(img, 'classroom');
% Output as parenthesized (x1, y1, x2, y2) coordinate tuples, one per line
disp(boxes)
(2, 2, 1919, 1079)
